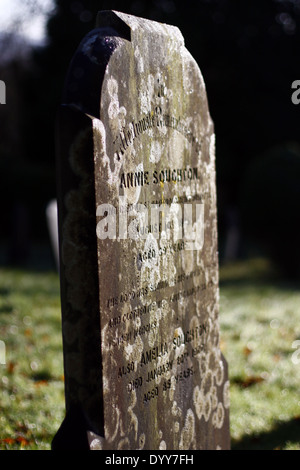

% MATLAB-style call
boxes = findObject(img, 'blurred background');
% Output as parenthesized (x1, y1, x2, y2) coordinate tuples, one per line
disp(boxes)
(0, 0, 299, 274)
(1, 0, 300, 450)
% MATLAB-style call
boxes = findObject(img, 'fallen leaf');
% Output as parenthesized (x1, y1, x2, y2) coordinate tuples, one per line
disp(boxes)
(243, 346, 252, 357)
(234, 375, 265, 388)
(16, 436, 31, 446)
(34, 380, 48, 386)
(273, 354, 281, 362)
(0, 436, 32, 447)
(7, 362, 15, 374)
(1, 438, 15, 445)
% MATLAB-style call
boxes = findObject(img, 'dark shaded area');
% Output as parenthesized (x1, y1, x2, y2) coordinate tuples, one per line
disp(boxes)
(63, 26, 130, 117)
(55, 106, 104, 436)
(232, 417, 300, 450)
(0, 0, 299, 276)
(219, 260, 300, 291)
(31, 370, 54, 382)
(51, 405, 93, 450)
(240, 143, 300, 278)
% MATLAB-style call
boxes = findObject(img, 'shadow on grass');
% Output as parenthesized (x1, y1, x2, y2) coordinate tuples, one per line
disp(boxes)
(232, 417, 300, 450)
(0, 303, 14, 313)
(0, 268, 60, 300)
(219, 258, 300, 292)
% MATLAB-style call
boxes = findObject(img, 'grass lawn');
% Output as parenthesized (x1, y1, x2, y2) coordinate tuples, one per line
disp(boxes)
(0, 268, 64, 450)
(219, 259, 300, 450)
(0, 258, 300, 450)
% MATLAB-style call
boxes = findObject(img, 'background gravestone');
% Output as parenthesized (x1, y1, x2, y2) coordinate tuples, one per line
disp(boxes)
(0, 80, 5, 104)
(53, 11, 230, 450)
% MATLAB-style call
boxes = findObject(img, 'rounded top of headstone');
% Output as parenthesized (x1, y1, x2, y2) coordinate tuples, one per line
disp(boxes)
(97, 10, 184, 45)
(62, 11, 185, 118)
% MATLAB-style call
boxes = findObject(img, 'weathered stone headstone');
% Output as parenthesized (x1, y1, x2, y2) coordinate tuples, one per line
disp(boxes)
(53, 10, 230, 450)
(0, 340, 5, 365)
(0, 80, 5, 104)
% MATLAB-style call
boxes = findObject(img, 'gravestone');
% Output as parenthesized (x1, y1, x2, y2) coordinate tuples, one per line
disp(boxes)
(53, 10, 230, 450)
(0, 340, 5, 365)
(0, 80, 5, 104)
